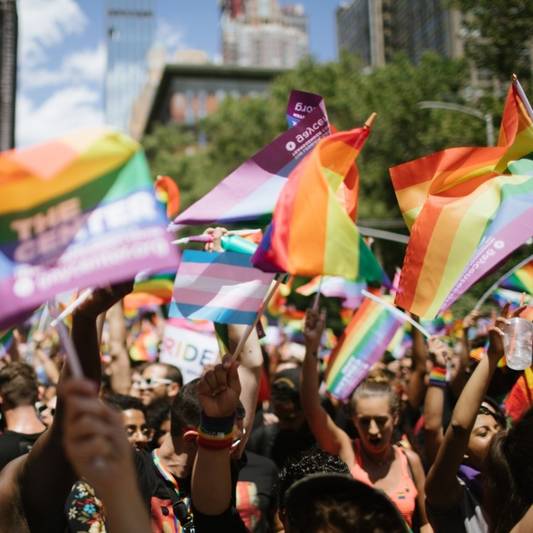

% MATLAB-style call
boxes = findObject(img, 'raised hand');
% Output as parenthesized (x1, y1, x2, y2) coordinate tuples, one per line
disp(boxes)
(428, 336, 450, 367)
(198, 357, 241, 418)
(61, 379, 135, 495)
(488, 303, 527, 360)
(304, 307, 326, 355)
(204, 227, 228, 253)
(462, 309, 480, 330)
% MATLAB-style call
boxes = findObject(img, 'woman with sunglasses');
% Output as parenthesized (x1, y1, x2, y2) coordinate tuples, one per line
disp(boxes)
(301, 309, 432, 532)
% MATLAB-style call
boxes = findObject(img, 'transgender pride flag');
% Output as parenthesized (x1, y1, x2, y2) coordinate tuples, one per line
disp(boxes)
(170, 250, 275, 325)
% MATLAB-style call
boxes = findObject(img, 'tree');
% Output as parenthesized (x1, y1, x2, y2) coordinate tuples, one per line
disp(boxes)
(451, 0, 533, 86)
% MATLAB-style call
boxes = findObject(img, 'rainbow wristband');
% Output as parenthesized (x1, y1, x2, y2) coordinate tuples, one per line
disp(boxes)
(429, 366, 447, 388)
(198, 412, 235, 451)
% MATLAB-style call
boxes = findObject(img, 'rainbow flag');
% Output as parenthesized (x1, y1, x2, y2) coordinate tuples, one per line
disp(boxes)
(492, 288, 532, 307)
(500, 261, 533, 294)
(504, 368, 533, 422)
(170, 250, 275, 325)
(172, 91, 330, 228)
(155, 175, 180, 220)
(0, 128, 179, 329)
(252, 121, 385, 282)
(129, 330, 160, 362)
(391, 77, 533, 230)
(325, 298, 404, 400)
(296, 276, 366, 309)
(132, 271, 175, 302)
(0, 329, 14, 358)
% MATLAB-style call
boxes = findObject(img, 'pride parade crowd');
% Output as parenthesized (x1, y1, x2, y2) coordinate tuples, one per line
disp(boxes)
(0, 78, 532, 533)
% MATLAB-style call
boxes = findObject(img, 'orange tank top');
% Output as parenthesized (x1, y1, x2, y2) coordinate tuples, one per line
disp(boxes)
(350, 440, 417, 527)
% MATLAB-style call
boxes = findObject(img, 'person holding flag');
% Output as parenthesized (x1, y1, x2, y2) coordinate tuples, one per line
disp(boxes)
(300, 307, 432, 532)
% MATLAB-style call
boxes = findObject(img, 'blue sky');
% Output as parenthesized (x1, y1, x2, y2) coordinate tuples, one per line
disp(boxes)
(16, 0, 339, 146)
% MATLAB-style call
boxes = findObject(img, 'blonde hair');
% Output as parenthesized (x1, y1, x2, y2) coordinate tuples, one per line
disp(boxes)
(349, 374, 400, 417)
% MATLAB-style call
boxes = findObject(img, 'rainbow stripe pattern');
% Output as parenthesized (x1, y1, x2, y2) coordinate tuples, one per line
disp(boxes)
(0, 128, 179, 328)
(325, 298, 404, 400)
(501, 261, 533, 294)
(390, 78, 533, 319)
(170, 250, 275, 325)
(252, 121, 385, 282)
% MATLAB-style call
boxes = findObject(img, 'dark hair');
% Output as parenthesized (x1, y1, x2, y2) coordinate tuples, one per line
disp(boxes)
(484, 407, 533, 533)
(104, 393, 146, 416)
(170, 379, 201, 437)
(285, 473, 407, 533)
(0, 362, 39, 408)
(271, 368, 301, 406)
(146, 363, 183, 388)
(350, 376, 400, 417)
(278, 449, 350, 512)
(146, 397, 171, 447)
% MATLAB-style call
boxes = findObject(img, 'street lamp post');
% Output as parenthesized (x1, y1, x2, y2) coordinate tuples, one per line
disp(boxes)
(417, 100, 495, 146)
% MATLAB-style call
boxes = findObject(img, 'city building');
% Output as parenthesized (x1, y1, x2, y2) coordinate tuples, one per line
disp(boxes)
(220, 0, 308, 69)
(105, 0, 155, 132)
(131, 62, 280, 140)
(336, 0, 463, 68)
(0, 0, 17, 150)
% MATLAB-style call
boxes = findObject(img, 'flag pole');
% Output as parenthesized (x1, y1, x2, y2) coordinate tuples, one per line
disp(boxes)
(50, 288, 93, 327)
(361, 289, 431, 338)
(312, 277, 323, 311)
(512, 74, 533, 121)
(473, 254, 533, 311)
(231, 278, 283, 361)
(48, 302, 84, 378)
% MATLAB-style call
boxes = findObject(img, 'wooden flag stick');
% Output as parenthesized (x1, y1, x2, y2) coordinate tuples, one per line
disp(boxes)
(231, 278, 283, 361)
(49, 302, 84, 378)
(50, 288, 93, 327)
(312, 277, 323, 311)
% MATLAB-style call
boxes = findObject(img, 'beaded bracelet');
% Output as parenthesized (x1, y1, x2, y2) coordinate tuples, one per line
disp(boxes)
(197, 412, 235, 451)
(428, 366, 448, 388)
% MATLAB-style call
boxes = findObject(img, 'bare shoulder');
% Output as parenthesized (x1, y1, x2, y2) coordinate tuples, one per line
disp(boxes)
(403, 447, 423, 467)
(0, 455, 30, 533)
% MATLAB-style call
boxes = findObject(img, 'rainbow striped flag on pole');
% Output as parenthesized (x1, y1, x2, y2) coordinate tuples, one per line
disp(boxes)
(390, 77, 533, 319)
(252, 118, 386, 283)
(325, 297, 404, 400)
(0, 128, 179, 328)
(170, 250, 275, 325)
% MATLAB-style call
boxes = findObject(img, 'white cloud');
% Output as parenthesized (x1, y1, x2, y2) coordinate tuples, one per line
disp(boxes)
(16, 86, 104, 147)
(18, 0, 88, 66)
(21, 42, 106, 90)
(156, 20, 186, 57)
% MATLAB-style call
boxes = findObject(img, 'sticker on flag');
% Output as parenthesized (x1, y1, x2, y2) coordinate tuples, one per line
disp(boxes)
(0, 128, 180, 328)
(170, 250, 276, 325)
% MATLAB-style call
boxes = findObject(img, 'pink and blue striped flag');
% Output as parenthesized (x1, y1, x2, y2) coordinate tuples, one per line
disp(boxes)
(171, 91, 330, 228)
(170, 250, 275, 325)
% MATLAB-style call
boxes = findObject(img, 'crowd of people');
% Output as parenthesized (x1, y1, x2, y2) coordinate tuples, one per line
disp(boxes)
(0, 248, 531, 533)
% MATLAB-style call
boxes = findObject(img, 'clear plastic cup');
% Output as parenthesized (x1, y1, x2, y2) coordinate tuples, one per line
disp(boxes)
(503, 318, 533, 371)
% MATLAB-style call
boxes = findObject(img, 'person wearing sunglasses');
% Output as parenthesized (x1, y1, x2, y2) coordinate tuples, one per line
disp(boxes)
(135, 363, 183, 407)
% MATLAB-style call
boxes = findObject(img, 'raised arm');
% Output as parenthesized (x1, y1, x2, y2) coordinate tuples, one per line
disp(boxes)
(62, 378, 150, 533)
(19, 283, 133, 532)
(425, 313, 508, 509)
(223, 324, 262, 455)
(422, 337, 449, 466)
(408, 318, 429, 410)
(300, 308, 353, 464)
(192, 357, 241, 516)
